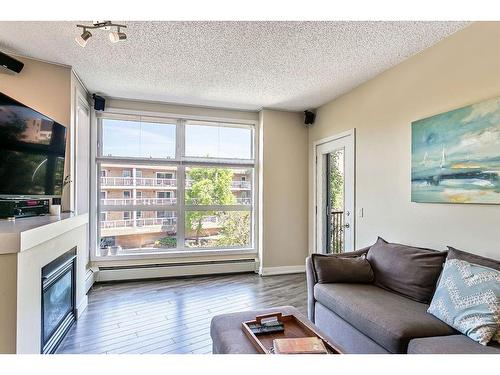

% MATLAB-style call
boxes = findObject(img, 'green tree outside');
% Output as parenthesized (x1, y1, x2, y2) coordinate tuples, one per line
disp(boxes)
(329, 151, 344, 253)
(185, 168, 249, 247)
(329, 151, 344, 211)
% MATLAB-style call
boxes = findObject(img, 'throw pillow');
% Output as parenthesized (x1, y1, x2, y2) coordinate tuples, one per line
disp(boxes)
(311, 253, 374, 284)
(366, 237, 448, 303)
(427, 258, 500, 345)
(447, 246, 500, 344)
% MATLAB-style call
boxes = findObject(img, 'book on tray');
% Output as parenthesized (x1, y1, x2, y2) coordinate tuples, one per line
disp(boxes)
(273, 337, 328, 354)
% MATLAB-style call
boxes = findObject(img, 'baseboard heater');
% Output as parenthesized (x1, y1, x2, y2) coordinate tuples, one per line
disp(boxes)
(96, 258, 257, 282)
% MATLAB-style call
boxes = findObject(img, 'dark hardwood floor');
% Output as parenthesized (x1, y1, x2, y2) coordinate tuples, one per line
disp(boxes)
(57, 272, 307, 354)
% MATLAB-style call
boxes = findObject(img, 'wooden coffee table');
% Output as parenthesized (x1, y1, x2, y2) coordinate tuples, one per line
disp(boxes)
(210, 306, 344, 354)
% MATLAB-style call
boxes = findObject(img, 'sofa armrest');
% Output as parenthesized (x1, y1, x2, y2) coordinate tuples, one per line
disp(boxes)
(305, 246, 371, 323)
(305, 256, 317, 322)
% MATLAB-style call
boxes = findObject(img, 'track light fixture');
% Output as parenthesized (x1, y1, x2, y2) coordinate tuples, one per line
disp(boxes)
(109, 27, 127, 43)
(75, 21, 127, 47)
(75, 29, 92, 47)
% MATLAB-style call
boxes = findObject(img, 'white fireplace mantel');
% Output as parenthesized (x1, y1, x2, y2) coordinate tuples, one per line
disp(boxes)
(0, 213, 89, 354)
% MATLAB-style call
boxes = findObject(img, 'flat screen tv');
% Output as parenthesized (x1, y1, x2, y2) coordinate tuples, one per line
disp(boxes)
(0, 92, 66, 197)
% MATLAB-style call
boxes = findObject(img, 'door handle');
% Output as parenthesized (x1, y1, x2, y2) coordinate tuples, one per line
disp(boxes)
(344, 223, 350, 228)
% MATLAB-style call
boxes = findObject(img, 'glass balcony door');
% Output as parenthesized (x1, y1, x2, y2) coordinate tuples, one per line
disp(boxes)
(315, 131, 355, 254)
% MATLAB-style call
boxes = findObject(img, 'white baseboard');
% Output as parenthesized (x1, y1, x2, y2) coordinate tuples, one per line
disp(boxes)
(96, 260, 256, 282)
(76, 295, 88, 318)
(84, 267, 97, 293)
(260, 265, 306, 276)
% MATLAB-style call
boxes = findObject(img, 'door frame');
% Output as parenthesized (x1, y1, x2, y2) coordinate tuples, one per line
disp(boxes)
(312, 129, 356, 254)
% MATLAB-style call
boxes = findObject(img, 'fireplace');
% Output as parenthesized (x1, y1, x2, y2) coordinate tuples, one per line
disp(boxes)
(41, 248, 77, 354)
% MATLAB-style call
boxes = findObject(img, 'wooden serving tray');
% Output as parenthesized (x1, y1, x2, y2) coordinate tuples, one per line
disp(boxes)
(241, 312, 342, 354)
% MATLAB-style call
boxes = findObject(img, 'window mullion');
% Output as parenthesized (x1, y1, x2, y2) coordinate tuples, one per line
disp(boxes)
(176, 119, 186, 251)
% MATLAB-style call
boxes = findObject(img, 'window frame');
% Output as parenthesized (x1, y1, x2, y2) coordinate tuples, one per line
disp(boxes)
(92, 110, 258, 261)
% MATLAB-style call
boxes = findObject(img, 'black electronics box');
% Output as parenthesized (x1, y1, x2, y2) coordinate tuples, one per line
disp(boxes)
(0, 197, 50, 219)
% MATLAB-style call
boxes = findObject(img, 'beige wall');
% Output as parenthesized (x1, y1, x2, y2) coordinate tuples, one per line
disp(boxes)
(260, 109, 309, 270)
(0, 56, 71, 126)
(308, 22, 500, 260)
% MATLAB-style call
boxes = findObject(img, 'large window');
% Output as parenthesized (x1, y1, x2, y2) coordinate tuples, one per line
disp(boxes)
(96, 115, 255, 258)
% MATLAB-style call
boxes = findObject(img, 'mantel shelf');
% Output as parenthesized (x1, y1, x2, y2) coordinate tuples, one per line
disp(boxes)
(0, 213, 89, 254)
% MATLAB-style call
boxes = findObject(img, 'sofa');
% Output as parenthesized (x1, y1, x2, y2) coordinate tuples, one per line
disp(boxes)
(305, 239, 500, 354)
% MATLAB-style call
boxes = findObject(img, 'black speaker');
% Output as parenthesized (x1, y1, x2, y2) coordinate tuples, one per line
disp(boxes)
(93, 94, 106, 111)
(304, 110, 316, 125)
(0, 51, 24, 74)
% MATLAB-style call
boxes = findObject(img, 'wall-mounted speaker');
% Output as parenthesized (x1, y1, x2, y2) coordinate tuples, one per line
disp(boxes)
(304, 110, 316, 126)
(93, 94, 106, 111)
(0, 52, 24, 74)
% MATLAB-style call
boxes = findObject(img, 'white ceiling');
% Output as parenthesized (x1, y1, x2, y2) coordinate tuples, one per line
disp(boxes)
(0, 21, 469, 111)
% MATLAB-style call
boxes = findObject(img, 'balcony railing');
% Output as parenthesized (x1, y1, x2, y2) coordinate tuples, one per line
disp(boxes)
(185, 179, 251, 190)
(186, 197, 251, 205)
(101, 217, 177, 230)
(328, 211, 344, 254)
(101, 177, 250, 189)
(101, 198, 177, 206)
(101, 177, 177, 187)
(236, 197, 251, 204)
(101, 197, 250, 206)
(231, 181, 251, 189)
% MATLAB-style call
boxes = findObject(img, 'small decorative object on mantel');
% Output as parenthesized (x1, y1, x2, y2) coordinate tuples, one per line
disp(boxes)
(411, 96, 500, 204)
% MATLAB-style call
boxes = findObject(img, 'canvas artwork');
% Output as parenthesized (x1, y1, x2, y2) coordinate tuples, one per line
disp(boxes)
(411, 96, 500, 204)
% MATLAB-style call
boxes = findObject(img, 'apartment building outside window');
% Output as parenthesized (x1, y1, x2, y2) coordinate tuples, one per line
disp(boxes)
(95, 114, 256, 258)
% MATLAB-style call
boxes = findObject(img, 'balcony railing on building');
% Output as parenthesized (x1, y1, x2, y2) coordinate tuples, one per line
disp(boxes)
(185, 180, 251, 189)
(100, 177, 177, 187)
(101, 217, 177, 231)
(101, 197, 251, 206)
(101, 197, 177, 206)
(186, 197, 251, 205)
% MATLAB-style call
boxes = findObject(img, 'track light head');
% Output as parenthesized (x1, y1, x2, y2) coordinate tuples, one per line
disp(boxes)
(75, 29, 92, 47)
(109, 27, 127, 43)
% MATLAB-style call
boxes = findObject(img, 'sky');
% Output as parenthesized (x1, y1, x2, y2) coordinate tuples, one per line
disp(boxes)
(102, 119, 252, 160)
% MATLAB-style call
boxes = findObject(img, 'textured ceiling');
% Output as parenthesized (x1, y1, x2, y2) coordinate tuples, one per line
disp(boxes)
(0, 21, 469, 111)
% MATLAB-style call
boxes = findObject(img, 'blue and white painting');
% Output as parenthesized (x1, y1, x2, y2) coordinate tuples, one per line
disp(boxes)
(412, 96, 500, 204)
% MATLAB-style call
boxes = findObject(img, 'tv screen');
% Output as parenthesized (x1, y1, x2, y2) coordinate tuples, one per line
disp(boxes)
(0, 92, 66, 196)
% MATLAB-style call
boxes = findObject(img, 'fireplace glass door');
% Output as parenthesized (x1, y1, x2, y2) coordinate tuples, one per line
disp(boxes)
(41, 248, 76, 354)
(43, 270, 73, 342)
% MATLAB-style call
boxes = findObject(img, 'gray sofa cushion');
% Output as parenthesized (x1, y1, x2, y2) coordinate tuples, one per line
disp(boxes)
(311, 254, 374, 284)
(314, 283, 456, 353)
(367, 237, 447, 303)
(408, 335, 500, 354)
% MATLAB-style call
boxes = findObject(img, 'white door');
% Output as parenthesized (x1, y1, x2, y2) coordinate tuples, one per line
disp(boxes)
(315, 130, 355, 254)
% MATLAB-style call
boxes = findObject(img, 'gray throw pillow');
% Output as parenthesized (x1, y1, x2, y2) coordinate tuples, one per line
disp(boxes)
(367, 237, 448, 303)
(311, 253, 374, 284)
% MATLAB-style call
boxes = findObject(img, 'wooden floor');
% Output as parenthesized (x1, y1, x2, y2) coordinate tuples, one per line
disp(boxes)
(57, 272, 307, 354)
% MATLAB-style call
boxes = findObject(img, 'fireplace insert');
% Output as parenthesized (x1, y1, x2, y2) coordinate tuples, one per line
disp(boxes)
(41, 247, 77, 354)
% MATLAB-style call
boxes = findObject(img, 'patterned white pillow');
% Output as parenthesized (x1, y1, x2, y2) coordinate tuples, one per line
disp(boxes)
(428, 258, 500, 345)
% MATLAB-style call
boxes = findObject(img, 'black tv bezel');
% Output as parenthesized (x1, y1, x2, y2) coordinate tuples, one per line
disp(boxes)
(0, 91, 67, 198)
